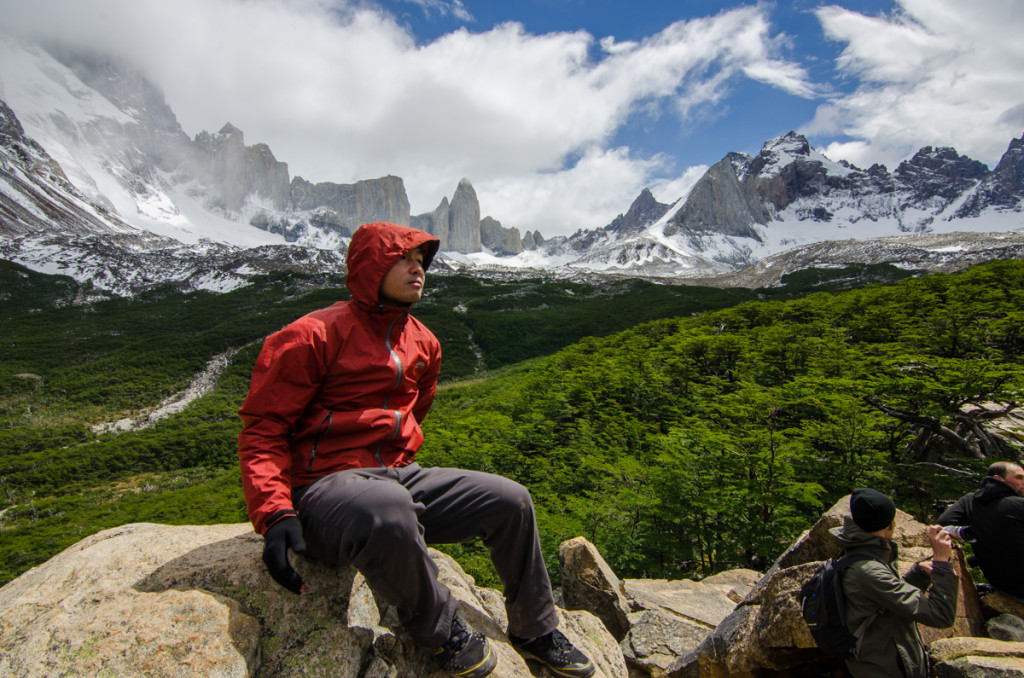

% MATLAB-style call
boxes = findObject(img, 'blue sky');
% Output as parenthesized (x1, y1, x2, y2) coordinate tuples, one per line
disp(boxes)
(376, 0, 886, 167)
(3, 0, 1023, 237)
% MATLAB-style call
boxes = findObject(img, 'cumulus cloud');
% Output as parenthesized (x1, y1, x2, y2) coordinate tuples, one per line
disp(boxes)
(0, 0, 809, 235)
(807, 0, 1024, 171)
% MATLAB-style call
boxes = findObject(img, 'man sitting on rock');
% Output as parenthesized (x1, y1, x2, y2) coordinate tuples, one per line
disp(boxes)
(939, 460, 1024, 598)
(237, 222, 594, 678)
(831, 488, 958, 678)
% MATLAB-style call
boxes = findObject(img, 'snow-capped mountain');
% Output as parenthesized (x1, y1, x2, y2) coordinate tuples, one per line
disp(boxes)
(522, 132, 1024, 278)
(1, 34, 1023, 296)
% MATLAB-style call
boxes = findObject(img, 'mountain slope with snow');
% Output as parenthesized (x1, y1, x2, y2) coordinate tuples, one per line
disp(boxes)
(0, 34, 1023, 294)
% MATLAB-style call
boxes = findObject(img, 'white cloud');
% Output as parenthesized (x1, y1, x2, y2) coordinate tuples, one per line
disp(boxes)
(398, 0, 473, 22)
(474, 146, 677, 235)
(0, 0, 810, 236)
(807, 0, 1024, 171)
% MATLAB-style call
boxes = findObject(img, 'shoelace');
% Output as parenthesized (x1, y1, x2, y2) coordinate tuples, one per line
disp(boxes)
(544, 630, 577, 659)
(444, 616, 471, 653)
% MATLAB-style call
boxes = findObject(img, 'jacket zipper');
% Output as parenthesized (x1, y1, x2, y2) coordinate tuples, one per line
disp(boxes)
(307, 411, 333, 472)
(375, 313, 405, 467)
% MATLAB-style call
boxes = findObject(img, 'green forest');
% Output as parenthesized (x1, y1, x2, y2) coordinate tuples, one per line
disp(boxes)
(0, 258, 1020, 588)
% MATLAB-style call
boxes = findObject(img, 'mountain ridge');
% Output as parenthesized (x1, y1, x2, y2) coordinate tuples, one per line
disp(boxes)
(1, 35, 1023, 295)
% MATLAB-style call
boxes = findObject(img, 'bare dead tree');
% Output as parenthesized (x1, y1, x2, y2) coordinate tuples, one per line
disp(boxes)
(863, 395, 1019, 463)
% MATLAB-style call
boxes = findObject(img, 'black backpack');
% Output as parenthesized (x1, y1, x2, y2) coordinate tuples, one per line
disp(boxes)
(798, 551, 875, 657)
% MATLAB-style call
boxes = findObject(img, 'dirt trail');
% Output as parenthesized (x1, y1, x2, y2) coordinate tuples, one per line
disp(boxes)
(92, 348, 238, 434)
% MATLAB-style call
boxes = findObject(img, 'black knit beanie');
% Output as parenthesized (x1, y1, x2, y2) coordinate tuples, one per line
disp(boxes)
(850, 488, 896, 532)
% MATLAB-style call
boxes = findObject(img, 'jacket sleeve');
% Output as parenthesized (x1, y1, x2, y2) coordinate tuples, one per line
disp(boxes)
(852, 560, 959, 629)
(938, 495, 969, 526)
(238, 318, 333, 534)
(411, 335, 441, 423)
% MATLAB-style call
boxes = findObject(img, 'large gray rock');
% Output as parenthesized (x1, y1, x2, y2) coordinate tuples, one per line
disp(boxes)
(623, 577, 751, 628)
(987, 614, 1024, 643)
(411, 196, 451, 251)
(559, 537, 632, 642)
(0, 523, 624, 677)
(929, 638, 1024, 677)
(982, 591, 1024, 620)
(289, 175, 411, 235)
(664, 155, 768, 240)
(192, 123, 292, 212)
(448, 177, 482, 253)
(560, 537, 760, 678)
(621, 610, 709, 678)
(480, 216, 524, 256)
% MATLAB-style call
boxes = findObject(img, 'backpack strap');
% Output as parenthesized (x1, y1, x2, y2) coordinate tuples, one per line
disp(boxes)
(834, 551, 880, 659)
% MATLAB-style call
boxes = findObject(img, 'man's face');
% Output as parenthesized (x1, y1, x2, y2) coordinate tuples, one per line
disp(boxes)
(998, 464, 1024, 496)
(379, 247, 425, 306)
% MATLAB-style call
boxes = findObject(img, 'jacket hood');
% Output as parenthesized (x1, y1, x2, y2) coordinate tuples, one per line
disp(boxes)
(830, 515, 898, 559)
(974, 476, 1019, 505)
(345, 222, 440, 309)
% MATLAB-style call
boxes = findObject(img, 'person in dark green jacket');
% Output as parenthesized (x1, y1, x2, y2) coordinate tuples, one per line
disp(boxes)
(830, 489, 959, 678)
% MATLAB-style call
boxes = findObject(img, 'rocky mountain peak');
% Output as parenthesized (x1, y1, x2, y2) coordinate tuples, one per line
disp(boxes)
(192, 121, 291, 212)
(895, 145, 989, 204)
(3, 32, 1024, 289)
(446, 178, 483, 253)
(217, 122, 244, 139)
(664, 154, 769, 241)
(480, 215, 524, 255)
(763, 131, 812, 157)
(989, 134, 1024, 189)
(954, 133, 1024, 217)
(606, 188, 670, 236)
(752, 132, 813, 177)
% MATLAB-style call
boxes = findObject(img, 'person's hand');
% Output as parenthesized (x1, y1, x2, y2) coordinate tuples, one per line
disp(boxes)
(928, 524, 953, 563)
(941, 525, 966, 541)
(916, 560, 934, 576)
(262, 516, 307, 594)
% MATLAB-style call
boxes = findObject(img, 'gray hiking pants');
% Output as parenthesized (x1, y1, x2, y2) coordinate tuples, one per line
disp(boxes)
(292, 463, 558, 647)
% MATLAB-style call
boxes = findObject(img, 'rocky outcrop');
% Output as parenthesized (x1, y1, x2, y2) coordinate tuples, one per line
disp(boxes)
(559, 537, 759, 677)
(0, 523, 623, 678)
(412, 179, 525, 255)
(6, 501, 1024, 677)
(192, 123, 292, 212)
(480, 216, 524, 255)
(411, 197, 451, 251)
(289, 174, 411, 237)
(664, 155, 768, 241)
(448, 178, 483, 253)
(957, 135, 1024, 217)
(606, 189, 671, 237)
(929, 637, 1024, 677)
(895, 145, 989, 207)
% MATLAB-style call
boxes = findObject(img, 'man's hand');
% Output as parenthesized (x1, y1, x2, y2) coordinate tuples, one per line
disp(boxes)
(262, 516, 307, 594)
(928, 524, 953, 563)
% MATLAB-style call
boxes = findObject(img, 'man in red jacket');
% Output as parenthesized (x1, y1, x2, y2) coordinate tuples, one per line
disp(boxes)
(238, 222, 594, 678)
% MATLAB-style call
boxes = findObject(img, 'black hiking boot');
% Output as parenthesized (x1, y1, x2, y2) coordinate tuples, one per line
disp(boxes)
(509, 628, 595, 677)
(433, 613, 496, 677)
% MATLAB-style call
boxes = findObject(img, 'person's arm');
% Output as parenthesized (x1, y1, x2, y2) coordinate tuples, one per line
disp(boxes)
(411, 336, 441, 423)
(907, 525, 955, 583)
(239, 318, 332, 533)
(852, 532, 958, 629)
(937, 495, 969, 527)
(238, 318, 335, 594)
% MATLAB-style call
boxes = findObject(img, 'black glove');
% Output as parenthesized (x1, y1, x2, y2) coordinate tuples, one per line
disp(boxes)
(262, 516, 307, 594)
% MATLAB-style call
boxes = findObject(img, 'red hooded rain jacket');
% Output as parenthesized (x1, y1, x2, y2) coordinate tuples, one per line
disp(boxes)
(238, 222, 442, 534)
